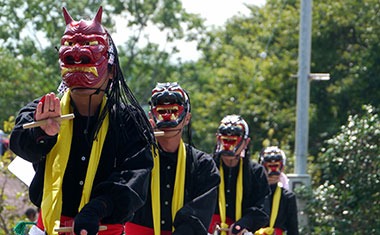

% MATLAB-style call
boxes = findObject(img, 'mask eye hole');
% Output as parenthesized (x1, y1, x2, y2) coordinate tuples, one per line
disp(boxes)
(85, 41, 99, 46)
(63, 41, 74, 46)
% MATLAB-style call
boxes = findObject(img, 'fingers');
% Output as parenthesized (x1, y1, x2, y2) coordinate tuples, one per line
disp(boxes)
(35, 93, 61, 136)
(42, 92, 60, 115)
(36, 93, 61, 120)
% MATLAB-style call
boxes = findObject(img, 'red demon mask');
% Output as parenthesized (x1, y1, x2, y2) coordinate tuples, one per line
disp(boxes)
(59, 7, 109, 88)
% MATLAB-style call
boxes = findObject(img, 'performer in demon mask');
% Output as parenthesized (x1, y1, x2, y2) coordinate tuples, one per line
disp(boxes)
(255, 146, 299, 235)
(125, 82, 220, 235)
(10, 6, 154, 235)
(209, 115, 270, 235)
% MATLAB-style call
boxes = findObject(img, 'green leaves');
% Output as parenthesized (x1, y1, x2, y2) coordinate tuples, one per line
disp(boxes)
(309, 105, 380, 233)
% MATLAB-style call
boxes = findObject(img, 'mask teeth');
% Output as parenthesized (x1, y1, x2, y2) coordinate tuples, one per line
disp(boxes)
(57, 82, 68, 94)
(61, 67, 98, 77)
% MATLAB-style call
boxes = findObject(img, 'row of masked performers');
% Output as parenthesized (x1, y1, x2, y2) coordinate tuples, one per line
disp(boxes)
(10, 6, 298, 235)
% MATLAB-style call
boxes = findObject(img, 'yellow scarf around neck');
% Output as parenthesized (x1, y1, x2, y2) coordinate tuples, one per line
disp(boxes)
(218, 158, 243, 235)
(151, 139, 186, 235)
(41, 91, 109, 235)
(254, 183, 282, 235)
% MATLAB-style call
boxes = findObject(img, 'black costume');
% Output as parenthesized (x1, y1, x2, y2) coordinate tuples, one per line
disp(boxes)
(10, 6, 155, 235)
(10, 98, 153, 226)
(125, 144, 220, 235)
(263, 184, 299, 235)
(209, 157, 270, 233)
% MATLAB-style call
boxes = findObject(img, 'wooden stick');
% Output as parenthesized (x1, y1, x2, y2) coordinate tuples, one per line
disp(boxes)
(23, 114, 165, 137)
(154, 131, 165, 137)
(215, 224, 230, 232)
(54, 225, 107, 233)
(22, 114, 75, 129)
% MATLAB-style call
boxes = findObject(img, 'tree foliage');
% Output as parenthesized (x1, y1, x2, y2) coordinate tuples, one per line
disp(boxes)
(309, 0, 380, 156)
(0, 47, 58, 122)
(184, 0, 300, 164)
(306, 105, 380, 234)
(1, 0, 380, 232)
(114, 0, 206, 104)
(0, 0, 205, 124)
(182, 0, 380, 168)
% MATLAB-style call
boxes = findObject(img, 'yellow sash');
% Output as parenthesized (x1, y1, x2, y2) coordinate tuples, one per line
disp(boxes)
(218, 159, 243, 235)
(41, 91, 109, 235)
(254, 184, 282, 235)
(151, 139, 186, 235)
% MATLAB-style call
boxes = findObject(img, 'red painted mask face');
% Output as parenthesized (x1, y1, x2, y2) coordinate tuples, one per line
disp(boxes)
(215, 115, 249, 157)
(59, 7, 109, 88)
(263, 161, 283, 176)
(259, 146, 286, 176)
(150, 82, 190, 129)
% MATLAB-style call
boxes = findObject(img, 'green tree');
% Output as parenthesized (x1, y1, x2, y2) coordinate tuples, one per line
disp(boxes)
(0, 47, 58, 122)
(309, 0, 380, 157)
(114, 0, 206, 104)
(0, 0, 205, 126)
(306, 105, 380, 234)
(182, 0, 380, 166)
(184, 0, 300, 164)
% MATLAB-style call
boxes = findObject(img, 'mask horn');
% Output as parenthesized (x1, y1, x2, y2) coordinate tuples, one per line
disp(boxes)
(94, 6, 103, 24)
(62, 7, 74, 25)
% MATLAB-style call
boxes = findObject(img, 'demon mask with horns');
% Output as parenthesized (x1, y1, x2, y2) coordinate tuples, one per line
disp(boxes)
(215, 114, 249, 157)
(56, 6, 155, 146)
(59, 6, 112, 89)
(150, 82, 190, 129)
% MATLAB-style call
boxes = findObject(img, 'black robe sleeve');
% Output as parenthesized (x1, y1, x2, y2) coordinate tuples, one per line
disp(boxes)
(276, 188, 299, 235)
(234, 161, 270, 232)
(173, 147, 220, 235)
(260, 185, 299, 235)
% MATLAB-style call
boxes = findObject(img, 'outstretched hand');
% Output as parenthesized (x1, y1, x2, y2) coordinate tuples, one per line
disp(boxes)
(35, 92, 61, 136)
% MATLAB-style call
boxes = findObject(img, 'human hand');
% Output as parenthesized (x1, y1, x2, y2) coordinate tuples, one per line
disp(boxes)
(73, 211, 99, 235)
(73, 198, 110, 235)
(230, 224, 249, 235)
(35, 92, 61, 136)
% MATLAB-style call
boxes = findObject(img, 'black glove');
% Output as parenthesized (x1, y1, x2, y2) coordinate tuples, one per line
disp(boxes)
(231, 223, 247, 235)
(74, 198, 111, 235)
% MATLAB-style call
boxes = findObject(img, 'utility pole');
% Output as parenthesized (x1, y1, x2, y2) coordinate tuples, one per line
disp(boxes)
(295, 0, 312, 176)
(288, 0, 313, 229)
(288, 0, 331, 229)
